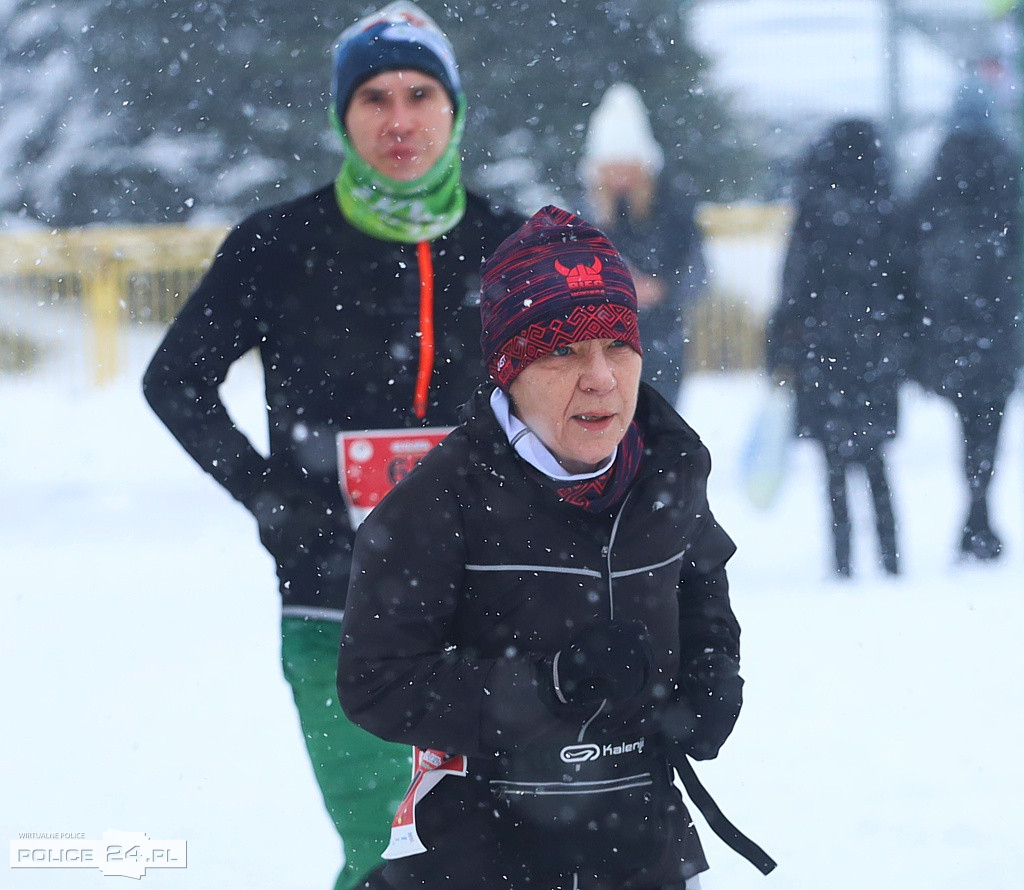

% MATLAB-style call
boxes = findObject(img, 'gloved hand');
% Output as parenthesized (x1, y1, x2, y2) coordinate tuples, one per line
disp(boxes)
(660, 652, 743, 761)
(243, 465, 341, 566)
(538, 618, 653, 716)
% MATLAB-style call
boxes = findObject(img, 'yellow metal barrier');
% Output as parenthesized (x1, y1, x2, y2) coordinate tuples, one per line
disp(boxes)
(0, 224, 228, 381)
(0, 204, 794, 382)
(691, 200, 793, 372)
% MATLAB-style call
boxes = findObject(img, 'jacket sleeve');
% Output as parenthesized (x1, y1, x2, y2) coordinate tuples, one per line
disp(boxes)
(666, 480, 744, 760)
(142, 223, 270, 506)
(337, 464, 555, 758)
(677, 510, 740, 665)
(664, 199, 708, 314)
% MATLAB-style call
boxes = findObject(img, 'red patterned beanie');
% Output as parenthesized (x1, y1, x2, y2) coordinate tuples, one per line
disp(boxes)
(480, 205, 642, 390)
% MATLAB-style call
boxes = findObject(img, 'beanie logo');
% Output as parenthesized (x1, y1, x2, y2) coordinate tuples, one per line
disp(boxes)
(554, 256, 604, 295)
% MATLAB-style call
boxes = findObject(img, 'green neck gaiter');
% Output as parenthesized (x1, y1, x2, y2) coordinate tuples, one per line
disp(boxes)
(334, 102, 467, 243)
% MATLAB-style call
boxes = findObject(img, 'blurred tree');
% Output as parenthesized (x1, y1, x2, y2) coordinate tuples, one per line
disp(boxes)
(0, 0, 756, 227)
(0, 2, 106, 225)
(439, 0, 755, 210)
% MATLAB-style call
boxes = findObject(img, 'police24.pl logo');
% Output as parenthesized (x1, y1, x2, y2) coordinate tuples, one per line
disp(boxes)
(560, 737, 646, 763)
(11, 829, 186, 879)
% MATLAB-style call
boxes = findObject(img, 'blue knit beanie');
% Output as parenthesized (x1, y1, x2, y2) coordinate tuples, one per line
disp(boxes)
(331, 1, 461, 122)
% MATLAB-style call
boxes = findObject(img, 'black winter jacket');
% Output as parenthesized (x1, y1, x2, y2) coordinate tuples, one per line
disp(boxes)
(765, 120, 910, 454)
(766, 191, 909, 451)
(143, 185, 523, 612)
(337, 384, 740, 889)
(900, 127, 1022, 405)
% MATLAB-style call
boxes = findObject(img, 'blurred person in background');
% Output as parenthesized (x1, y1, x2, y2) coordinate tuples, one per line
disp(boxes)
(141, 3, 522, 887)
(576, 82, 708, 409)
(766, 118, 911, 578)
(901, 101, 1021, 562)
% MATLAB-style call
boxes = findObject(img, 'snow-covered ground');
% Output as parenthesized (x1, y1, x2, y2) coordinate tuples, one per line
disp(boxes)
(2, 314, 1023, 889)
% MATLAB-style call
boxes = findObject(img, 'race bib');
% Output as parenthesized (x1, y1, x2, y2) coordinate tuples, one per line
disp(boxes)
(382, 747, 467, 860)
(336, 427, 452, 527)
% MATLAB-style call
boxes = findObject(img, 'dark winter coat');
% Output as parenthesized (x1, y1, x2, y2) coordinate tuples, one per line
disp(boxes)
(766, 119, 910, 454)
(901, 126, 1022, 404)
(585, 185, 707, 400)
(337, 384, 740, 889)
(142, 184, 523, 612)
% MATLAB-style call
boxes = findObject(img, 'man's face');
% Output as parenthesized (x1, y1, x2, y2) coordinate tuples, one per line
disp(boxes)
(344, 69, 454, 181)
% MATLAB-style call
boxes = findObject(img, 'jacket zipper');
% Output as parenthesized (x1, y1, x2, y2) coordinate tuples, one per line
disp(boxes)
(578, 490, 636, 743)
(605, 488, 634, 620)
(412, 240, 435, 419)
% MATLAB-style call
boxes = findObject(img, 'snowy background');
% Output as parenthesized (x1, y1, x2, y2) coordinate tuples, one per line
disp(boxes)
(689, 0, 1019, 191)
(2, 309, 1022, 889)
(690, 0, 960, 183)
(692, 0, 958, 121)
(4, 1, 1024, 887)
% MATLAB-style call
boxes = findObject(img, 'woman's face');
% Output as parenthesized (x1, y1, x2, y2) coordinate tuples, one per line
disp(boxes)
(595, 161, 653, 196)
(509, 338, 642, 475)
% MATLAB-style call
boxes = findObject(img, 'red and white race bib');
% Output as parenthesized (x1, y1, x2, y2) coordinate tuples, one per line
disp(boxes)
(336, 427, 451, 527)
(337, 429, 463, 861)
(382, 747, 467, 860)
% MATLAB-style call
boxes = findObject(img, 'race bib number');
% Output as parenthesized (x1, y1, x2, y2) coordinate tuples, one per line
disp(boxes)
(336, 427, 451, 527)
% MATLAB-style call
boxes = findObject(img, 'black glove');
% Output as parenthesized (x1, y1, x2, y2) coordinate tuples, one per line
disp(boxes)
(660, 653, 743, 761)
(538, 618, 653, 716)
(243, 466, 341, 565)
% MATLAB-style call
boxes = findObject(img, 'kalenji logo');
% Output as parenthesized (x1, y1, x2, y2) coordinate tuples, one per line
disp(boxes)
(560, 744, 601, 763)
(554, 256, 604, 293)
(559, 738, 646, 764)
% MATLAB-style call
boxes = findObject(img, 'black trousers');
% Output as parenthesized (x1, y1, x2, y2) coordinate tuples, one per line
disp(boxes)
(821, 442, 898, 575)
(951, 392, 1007, 528)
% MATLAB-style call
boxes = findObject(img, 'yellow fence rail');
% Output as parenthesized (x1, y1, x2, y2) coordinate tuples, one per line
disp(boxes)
(0, 202, 794, 382)
(0, 225, 228, 381)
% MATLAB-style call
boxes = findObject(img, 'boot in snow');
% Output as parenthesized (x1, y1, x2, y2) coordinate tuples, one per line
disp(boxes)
(960, 525, 1003, 561)
(960, 499, 1003, 561)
